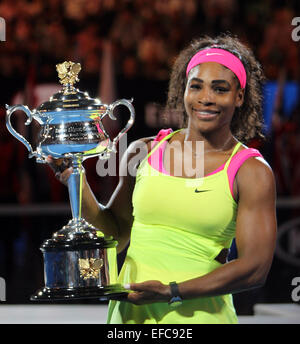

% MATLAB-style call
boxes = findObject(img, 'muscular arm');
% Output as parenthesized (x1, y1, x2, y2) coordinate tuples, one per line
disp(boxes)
(175, 158, 277, 298)
(126, 157, 277, 303)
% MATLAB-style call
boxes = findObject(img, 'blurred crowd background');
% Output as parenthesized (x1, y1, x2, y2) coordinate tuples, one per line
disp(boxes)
(0, 0, 300, 314)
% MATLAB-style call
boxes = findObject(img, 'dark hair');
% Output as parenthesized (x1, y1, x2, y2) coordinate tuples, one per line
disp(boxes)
(165, 33, 266, 143)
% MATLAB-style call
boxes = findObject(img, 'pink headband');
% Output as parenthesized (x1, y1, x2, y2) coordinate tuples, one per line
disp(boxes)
(186, 48, 247, 89)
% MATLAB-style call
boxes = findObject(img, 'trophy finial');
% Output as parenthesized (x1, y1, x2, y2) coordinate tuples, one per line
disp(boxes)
(56, 61, 81, 88)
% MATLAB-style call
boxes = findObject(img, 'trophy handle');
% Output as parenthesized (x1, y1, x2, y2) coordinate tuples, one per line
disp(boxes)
(5, 104, 45, 162)
(107, 98, 135, 153)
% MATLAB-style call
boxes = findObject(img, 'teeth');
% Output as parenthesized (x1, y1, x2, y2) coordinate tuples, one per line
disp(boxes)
(196, 111, 218, 115)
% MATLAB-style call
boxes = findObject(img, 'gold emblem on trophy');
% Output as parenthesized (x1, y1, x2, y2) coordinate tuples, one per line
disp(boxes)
(78, 258, 104, 280)
(56, 61, 81, 88)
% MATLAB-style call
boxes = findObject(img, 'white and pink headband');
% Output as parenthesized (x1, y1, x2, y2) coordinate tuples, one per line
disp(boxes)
(186, 48, 247, 89)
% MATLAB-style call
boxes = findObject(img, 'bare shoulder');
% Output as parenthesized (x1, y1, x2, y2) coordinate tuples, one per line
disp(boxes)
(126, 136, 155, 156)
(238, 155, 274, 182)
(236, 155, 276, 202)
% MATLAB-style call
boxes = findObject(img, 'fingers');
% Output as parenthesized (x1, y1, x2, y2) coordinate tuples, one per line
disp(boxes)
(46, 155, 61, 172)
(123, 283, 145, 304)
(121, 281, 170, 305)
(124, 281, 160, 292)
(124, 282, 146, 292)
(46, 155, 72, 185)
(46, 156, 71, 171)
(127, 292, 144, 304)
(56, 167, 73, 185)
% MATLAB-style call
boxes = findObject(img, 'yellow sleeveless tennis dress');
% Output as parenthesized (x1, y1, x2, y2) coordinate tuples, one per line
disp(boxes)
(107, 130, 243, 324)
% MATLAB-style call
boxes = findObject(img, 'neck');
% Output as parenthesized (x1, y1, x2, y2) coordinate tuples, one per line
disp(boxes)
(184, 127, 236, 153)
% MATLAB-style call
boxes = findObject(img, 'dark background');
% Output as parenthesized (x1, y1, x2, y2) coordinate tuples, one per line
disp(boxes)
(0, 0, 300, 315)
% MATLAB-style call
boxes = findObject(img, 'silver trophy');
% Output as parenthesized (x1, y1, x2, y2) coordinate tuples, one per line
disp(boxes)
(6, 61, 135, 300)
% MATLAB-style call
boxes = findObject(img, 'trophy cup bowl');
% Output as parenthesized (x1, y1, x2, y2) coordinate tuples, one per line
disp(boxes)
(5, 61, 135, 301)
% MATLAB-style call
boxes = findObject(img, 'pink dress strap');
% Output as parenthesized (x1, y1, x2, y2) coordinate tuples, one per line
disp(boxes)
(148, 129, 173, 174)
(153, 128, 173, 142)
(227, 148, 263, 200)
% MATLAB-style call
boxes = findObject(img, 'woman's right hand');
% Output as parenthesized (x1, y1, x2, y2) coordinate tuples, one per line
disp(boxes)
(46, 155, 73, 186)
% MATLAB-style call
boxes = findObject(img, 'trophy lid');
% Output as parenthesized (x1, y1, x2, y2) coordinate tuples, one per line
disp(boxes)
(37, 61, 105, 112)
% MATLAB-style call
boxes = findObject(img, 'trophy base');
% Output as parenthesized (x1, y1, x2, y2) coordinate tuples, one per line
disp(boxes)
(32, 219, 125, 303)
(30, 284, 128, 301)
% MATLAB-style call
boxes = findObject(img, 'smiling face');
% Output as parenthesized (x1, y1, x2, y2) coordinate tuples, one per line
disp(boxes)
(184, 62, 245, 135)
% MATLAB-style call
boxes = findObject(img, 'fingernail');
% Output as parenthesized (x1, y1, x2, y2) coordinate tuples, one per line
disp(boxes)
(123, 283, 130, 290)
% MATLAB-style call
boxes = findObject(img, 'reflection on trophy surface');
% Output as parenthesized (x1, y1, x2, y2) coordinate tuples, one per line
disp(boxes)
(5, 61, 135, 300)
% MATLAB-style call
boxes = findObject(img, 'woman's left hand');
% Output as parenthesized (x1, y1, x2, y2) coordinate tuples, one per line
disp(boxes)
(122, 280, 171, 305)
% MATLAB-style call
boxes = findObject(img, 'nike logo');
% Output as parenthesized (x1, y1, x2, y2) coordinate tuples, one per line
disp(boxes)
(195, 189, 211, 193)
